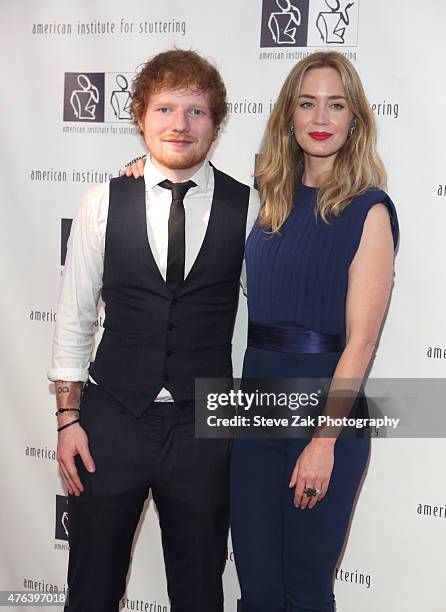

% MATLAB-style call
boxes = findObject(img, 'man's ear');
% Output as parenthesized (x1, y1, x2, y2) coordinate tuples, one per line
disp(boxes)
(136, 113, 144, 135)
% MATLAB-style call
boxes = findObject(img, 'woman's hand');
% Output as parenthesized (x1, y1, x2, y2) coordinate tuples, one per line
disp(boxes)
(289, 439, 335, 509)
(121, 155, 147, 178)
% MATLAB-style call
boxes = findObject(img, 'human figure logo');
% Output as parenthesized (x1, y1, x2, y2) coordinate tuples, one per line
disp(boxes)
(55, 495, 69, 541)
(61, 511, 69, 537)
(261, 0, 309, 47)
(110, 74, 132, 120)
(316, 0, 354, 44)
(61, 218, 73, 266)
(70, 75, 99, 120)
(64, 72, 105, 122)
(260, 0, 359, 48)
(268, 0, 302, 44)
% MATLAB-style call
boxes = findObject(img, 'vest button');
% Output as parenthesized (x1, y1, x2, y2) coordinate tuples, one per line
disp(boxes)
(164, 374, 170, 382)
(168, 324, 176, 330)
(166, 350, 172, 357)
(171, 298, 178, 305)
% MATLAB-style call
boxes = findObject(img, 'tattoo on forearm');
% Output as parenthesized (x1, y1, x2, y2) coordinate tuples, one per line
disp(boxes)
(55, 381, 82, 410)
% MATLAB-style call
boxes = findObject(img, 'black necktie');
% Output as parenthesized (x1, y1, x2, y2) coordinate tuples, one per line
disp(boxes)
(158, 179, 196, 292)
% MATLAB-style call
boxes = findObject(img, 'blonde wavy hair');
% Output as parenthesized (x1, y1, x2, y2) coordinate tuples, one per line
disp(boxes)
(256, 51, 386, 232)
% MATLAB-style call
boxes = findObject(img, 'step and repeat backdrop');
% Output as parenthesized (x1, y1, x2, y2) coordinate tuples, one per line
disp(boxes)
(0, 1, 445, 610)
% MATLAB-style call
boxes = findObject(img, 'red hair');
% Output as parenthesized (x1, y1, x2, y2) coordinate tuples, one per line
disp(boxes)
(131, 49, 228, 127)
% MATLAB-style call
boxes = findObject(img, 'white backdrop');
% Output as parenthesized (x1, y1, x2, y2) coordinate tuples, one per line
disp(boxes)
(1, 1, 445, 610)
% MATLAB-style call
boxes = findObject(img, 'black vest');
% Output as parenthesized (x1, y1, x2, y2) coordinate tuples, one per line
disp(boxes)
(89, 165, 250, 417)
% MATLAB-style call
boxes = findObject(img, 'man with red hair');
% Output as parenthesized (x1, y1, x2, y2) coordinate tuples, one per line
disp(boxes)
(49, 49, 259, 611)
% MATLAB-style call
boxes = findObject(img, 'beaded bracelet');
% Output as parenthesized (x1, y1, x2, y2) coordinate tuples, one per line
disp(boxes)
(124, 154, 147, 167)
(55, 408, 80, 416)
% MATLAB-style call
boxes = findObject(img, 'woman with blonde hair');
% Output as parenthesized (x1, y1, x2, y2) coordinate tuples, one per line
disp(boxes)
(230, 51, 398, 611)
(124, 50, 398, 612)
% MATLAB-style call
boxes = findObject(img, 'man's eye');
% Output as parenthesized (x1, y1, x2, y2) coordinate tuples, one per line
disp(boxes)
(158, 107, 171, 113)
(190, 109, 204, 116)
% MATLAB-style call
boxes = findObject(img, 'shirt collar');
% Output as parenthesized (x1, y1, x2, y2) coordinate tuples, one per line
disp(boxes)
(144, 155, 210, 194)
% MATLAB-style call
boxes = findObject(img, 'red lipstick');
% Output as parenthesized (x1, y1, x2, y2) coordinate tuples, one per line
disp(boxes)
(309, 132, 332, 141)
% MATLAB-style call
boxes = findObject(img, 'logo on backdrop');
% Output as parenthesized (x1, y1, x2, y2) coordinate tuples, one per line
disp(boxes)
(63, 72, 133, 123)
(55, 495, 69, 541)
(61, 218, 73, 266)
(260, 0, 359, 47)
(64, 73, 104, 122)
(264, 0, 308, 46)
(110, 75, 132, 120)
(316, 0, 355, 44)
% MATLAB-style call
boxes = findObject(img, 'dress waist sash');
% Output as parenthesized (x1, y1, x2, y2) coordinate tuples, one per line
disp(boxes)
(248, 321, 345, 354)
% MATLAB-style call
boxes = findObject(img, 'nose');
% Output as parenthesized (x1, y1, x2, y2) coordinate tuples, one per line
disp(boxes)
(171, 109, 189, 133)
(314, 104, 329, 125)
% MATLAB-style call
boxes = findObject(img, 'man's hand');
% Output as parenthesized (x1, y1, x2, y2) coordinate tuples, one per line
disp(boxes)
(55, 381, 95, 496)
(57, 422, 95, 496)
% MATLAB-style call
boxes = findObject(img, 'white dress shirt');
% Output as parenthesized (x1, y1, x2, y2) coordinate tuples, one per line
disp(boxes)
(48, 157, 260, 402)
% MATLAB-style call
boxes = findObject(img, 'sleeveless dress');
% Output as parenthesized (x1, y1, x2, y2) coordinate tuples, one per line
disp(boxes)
(230, 185, 399, 612)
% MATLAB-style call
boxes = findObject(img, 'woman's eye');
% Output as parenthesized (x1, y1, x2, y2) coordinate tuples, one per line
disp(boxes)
(300, 102, 313, 109)
(331, 103, 345, 110)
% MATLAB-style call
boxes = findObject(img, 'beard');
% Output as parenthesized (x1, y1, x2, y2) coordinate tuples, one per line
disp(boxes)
(155, 148, 209, 170)
(149, 133, 214, 171)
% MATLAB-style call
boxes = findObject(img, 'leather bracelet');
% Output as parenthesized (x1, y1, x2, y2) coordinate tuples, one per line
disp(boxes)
(57, 419, 80, 432)
(55, 408, 80, 415)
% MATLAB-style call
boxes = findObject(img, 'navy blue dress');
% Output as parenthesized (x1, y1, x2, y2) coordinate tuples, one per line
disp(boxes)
(230, 185, 399, 612)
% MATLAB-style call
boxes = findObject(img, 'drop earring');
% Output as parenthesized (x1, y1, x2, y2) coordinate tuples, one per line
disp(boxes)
(290, 124, 295, 136)
(349, 120, 357, 136)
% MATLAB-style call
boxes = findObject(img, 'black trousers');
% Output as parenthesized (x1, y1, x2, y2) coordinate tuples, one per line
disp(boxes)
(64, 383, 230, 612)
